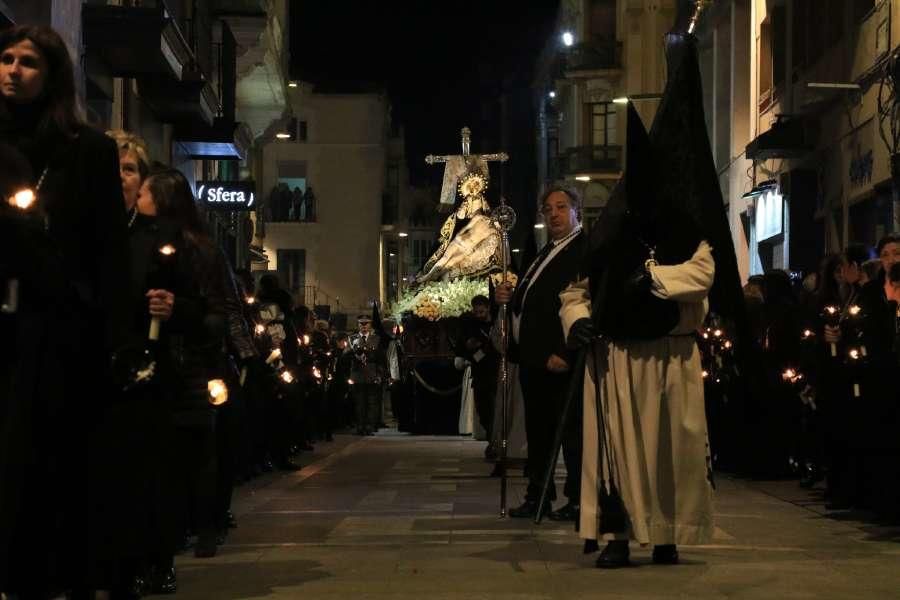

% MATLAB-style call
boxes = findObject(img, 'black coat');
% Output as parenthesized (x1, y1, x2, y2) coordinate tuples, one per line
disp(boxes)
(0, 125, 132, 594)
(511, 230, 587, 370)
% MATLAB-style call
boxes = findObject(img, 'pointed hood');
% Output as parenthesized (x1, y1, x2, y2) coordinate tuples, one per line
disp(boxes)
(648, 33, 745, 324)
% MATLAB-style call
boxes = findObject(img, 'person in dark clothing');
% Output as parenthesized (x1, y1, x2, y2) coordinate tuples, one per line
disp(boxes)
(856, 235, 900, 520)
(494, 186, 586, 521)
(0, 25, 134, 599)
(138, 167, 230, 559)
(457, 295, 499, 456)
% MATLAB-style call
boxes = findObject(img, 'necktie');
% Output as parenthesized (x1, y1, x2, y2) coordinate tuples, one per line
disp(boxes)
(512, 242, 555, 316)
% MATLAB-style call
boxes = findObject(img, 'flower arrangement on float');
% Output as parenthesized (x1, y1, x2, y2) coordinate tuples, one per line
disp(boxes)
(391, 277, 491, 321)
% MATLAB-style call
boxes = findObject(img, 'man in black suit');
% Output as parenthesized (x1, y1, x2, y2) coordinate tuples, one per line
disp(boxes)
(495, 186, 586, 520)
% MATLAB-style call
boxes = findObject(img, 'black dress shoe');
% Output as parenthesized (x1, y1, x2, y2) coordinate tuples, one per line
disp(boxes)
(652, 544, 679, 565)
(595, 540, 630, 568)
(548, 503, 580, 522)
(150, 566, 177, 594)
(508, 499, 550, 519)
(195, 534, 217, 558)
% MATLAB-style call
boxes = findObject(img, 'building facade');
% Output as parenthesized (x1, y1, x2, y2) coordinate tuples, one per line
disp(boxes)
(2, 0, 290, 270)
(254, 84, 388, 320)
(696, 0, 898, 280)
(534, 0, 677, 247)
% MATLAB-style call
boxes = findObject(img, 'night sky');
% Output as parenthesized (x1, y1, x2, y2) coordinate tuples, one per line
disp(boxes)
(290, 1, 560, 186)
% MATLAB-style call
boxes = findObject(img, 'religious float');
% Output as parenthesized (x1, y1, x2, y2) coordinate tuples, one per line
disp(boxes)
(389, 127, 516, 435)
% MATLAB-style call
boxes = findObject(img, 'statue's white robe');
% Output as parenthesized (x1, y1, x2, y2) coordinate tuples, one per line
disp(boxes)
(559, 241, 715, 545)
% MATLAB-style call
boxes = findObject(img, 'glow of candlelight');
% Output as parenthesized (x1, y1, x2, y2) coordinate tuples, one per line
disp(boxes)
(848, 305, 861, 316)
(713, 329, 723, 337)
(280, 370, 294, 383)
(255, 324, 265, 335)
(802, 329, 814, 338)
(724, 341, 732, 349)
(266, 348, 282, 365)
(782, 368, 797, 381)
(824, 305, 839, 315)
(158, 244, 176, 256)
(9, 188, 36, 210)
(848, 349, 860, 360)
(348, 378, 355, 385)
(702, 370, 709, 379)
(313, 366, 322, 380)
(208, 379, 229, 405)
(246, 296, 256, 304)
(303, 334, 310, 345)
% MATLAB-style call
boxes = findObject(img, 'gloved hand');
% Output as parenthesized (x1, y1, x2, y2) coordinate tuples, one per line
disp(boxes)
(566, 317, 596, 350)
(623, 265, 652, 296)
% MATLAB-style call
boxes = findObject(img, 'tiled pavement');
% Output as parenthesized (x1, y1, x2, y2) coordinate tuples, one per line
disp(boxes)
(172, 433, 900, 599)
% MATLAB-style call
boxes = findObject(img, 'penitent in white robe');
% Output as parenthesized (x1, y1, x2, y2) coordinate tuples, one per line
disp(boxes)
(559, 241, 716, 546)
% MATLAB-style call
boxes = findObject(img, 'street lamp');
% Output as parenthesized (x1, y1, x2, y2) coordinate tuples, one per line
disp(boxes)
(561, 31, 574, 47)
(549, 91, 557, 99)
(612, 93, 664, 104)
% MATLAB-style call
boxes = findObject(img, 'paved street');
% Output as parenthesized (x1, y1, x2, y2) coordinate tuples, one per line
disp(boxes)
(174, 434, 900, 599)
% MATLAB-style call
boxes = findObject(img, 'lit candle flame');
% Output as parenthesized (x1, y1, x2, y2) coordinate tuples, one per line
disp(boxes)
(159, 244, 176, 256)
(348, 378, 355, 385)
(713, 329, 723, 337)
(848, 305, 861, 316)
(313, 366, 322, 380)
(266, 348, 282, 364)
(208, 379, 229, 405)
(280, 370, 294, 383)
(702, 370, 709, 379)
(782, 368, 797, 381)
(9, 188, 36, 210)
(802, 329, 814, 338)
(824, 305, 839, 315)
(255, 324, 265, 335)
(849, 349, 860, 360)
(303, 334, 310, 346)
(246, 296, 256, 305)
(724, 341, 732, 349)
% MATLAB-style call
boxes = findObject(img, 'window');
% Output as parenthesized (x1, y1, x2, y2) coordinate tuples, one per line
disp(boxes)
(269, 161, 314, 222)
(587, 102, 617, 147)
(759, 18, 771, 102)
(276, 249, 306, 295)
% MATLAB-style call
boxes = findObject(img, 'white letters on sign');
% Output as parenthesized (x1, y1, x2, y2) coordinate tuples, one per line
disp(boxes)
(198, 184, 255, 208)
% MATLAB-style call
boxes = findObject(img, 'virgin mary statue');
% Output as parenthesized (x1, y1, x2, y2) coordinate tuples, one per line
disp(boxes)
(415, 159, 501, 283)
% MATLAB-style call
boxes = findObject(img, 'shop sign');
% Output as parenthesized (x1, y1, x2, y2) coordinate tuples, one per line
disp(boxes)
(197, 181, 256, 211)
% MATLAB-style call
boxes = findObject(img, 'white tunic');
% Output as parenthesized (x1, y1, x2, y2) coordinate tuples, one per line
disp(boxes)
(559, 241, 716, 545)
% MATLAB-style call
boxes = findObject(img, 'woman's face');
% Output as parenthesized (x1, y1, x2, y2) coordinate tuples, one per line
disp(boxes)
(136, 179, 157, 216)
(840, 258, 860, 285)
(119, 149, 143, 210)
(0, 40, 48, 104)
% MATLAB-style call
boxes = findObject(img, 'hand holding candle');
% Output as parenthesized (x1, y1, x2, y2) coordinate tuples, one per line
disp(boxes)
(148, 244, 177, 340)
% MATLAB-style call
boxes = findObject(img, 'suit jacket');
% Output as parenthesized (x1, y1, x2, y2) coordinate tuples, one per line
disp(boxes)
(512, 230, 587, 370)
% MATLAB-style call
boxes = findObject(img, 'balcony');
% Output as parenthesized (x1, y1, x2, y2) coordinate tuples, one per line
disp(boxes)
(563, 41, 622, 75)
(554, 145, 623, 179)
(263, 185, 317, 223)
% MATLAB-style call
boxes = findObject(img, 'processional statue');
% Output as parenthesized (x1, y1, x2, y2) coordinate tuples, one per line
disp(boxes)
(417, 127, 517, 517)
(415, 127, 510, 283)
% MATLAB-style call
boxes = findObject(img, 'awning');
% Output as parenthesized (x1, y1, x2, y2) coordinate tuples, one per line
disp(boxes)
(745, 114, 814, 161)
(174, 119, 251, 160)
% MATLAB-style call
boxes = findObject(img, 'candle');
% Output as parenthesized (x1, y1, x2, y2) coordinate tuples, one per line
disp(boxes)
(149, 244, 177, 341)
(265, 348, 282, 365)
(208, 379, 229, 406)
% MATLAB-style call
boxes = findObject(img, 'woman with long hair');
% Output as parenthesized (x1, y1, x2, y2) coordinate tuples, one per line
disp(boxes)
(0, 25, 133, 598)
